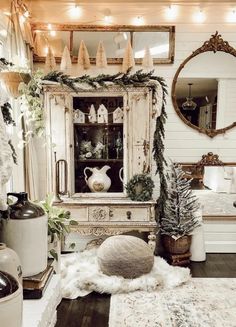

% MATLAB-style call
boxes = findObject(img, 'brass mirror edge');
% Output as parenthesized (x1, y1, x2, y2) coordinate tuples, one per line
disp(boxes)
(171, 31, 236, 138)
(31, 24, 175, 64)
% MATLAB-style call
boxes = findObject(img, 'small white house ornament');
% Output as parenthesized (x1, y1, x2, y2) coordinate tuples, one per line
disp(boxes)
(74, 109, 85, 123)
(113, 107, 123, 123)
(88, 104, 97, 123)
(97, 104, 108, 123)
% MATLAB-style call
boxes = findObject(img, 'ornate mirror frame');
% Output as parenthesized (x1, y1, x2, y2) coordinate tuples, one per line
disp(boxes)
(171, 31, 236, 138)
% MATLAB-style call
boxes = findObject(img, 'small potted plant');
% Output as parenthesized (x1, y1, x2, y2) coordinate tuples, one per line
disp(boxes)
(0, 57, 31, 99)
(160, 162, 201, 254)
(40, 194, 78, 260)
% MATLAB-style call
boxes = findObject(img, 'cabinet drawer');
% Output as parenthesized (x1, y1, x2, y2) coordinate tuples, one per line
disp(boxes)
(109, 207, 149, 222)
(58, 206, 88, 221)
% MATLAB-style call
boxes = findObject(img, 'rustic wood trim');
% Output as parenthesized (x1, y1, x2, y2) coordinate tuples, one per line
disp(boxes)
(31, 24, 175, 64)
(171, 31, 236, 138)
(203, 215, 236, 221)
(31, 23, 174, 32)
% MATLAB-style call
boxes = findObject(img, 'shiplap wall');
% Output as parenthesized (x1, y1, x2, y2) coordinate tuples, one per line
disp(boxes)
(35, 24, 236, 200)
(157, 25, 236, 163)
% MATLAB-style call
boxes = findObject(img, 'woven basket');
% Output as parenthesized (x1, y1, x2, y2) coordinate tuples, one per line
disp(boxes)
(162, 235, 192, 254)
(0, 72, 30, 98)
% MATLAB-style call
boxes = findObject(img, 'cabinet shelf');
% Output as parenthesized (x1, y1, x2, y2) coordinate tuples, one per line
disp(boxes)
(76, 159, 123, 163)
(74, 123, 123, 127)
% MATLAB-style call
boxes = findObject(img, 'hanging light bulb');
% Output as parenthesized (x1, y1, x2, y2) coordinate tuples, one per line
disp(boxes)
(165, 5, 178, 20)
(182, 83, 197, 111)
(227, 10, 236, 23)
(69, 4, 82, 18)
(193, 9, 206, 23)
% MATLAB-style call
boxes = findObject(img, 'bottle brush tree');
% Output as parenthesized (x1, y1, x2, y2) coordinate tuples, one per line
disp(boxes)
(160, 162, 201, 240)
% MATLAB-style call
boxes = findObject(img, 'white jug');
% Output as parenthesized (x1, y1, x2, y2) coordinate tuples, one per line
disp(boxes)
(84, 165, 111, 192)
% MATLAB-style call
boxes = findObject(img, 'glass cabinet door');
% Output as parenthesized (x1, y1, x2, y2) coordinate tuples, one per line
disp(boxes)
(73, 95, 124, 194)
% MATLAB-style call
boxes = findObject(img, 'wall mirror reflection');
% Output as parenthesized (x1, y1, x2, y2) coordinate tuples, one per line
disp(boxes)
(172, 32, 236, 137)
(32, 24, 175, 64)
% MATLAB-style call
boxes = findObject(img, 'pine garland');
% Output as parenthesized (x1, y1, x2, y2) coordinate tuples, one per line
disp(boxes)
(0, 58, 14, 69)
(0, 102, 17, 163)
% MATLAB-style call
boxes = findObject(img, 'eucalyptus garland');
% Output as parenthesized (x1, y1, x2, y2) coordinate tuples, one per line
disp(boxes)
(0, 102, 17, 164)
(0, 58, 14, 69)
(23, 68, 168, 221)
(126, 174, 155, 201)
(1, 102, 15, 126)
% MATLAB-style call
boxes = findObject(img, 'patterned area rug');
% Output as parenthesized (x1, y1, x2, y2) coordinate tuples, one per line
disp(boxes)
(109, 278, 236, 327)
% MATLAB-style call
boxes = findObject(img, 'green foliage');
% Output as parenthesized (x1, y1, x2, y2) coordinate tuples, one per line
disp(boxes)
(19, 70, 45, 139)
(126, 174, 155, 201)
(40, 194, 78, 242)
(0, 58, 14, 69)
(0, 102, 17, 164)
(8, 140, 17, 164)
(160, 163, 201, 239)
(1, 102, 15, 126)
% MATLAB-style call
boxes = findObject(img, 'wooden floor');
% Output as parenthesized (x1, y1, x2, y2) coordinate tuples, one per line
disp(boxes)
(56, 253, 236, 327)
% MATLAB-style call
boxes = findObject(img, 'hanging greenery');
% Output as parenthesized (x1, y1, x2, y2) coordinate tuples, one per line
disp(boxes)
(0, 102, 17, 164)
(0, 58, 14, 69)
(1, 102, 15, 126)
(126, 174, 155, 201)
(21, 68, 168, 222)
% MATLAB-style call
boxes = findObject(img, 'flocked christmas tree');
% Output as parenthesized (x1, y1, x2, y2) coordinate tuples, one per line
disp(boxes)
(96, 41, 107, 68)
(45, 47, 56, 72)
(60, 46, 72, 74)
(122, 40, 135, 73)
(78, 40, 91, 70)
(142, 46, 153, 70)
(160, 162, 201, 239)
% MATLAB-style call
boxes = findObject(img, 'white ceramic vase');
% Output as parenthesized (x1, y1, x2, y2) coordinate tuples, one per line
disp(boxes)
(0, 283, 22, 327)
(84, 165, 111, 192)
(1, 214, 48, 277)
(0, 243, 22, 283)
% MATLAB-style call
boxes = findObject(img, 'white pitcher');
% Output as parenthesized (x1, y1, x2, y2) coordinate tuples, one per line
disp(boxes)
(84, 165, 111, 192)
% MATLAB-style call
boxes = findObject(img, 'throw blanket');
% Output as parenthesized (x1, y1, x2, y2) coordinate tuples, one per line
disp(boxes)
(60, 247, 191, 299)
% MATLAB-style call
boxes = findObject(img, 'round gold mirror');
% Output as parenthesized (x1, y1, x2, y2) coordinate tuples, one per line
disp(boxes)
(172, 31, 236, 138)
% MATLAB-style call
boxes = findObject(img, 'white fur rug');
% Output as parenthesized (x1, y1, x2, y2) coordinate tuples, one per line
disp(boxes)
(60, 247, 191, 299)
(109, 278, 236, 327)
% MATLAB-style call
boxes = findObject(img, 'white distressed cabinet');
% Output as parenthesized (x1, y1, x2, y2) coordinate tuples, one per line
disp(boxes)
(44, 85, 157, 248)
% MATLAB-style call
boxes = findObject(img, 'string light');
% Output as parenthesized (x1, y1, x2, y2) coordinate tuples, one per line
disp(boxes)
(132, 16, 144, 26)
(69, 4, 82, 18)
(165, 5, 178, 20)
(227, 10, 236, 22)
(0, 29, 7, 37)
(193, 9, 206, 23)
(50, 30, 56, 37)
(103, 8, 112, 24)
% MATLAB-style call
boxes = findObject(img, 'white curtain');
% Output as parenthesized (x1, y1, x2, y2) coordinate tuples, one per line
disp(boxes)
(5, 1, 38, 200)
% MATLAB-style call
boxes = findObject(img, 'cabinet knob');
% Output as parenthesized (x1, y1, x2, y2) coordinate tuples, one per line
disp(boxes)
(126, 211, 132, 220)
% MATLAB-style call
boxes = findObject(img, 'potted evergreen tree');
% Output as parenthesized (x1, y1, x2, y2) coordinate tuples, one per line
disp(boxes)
(160, 162, 201, 254)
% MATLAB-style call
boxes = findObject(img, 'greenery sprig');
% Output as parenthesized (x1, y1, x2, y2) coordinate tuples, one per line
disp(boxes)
(0, 58, 14, 69)
(1, 102, 15, 126)
(1, 102, 17, 164)
(126, 174, 155, 201)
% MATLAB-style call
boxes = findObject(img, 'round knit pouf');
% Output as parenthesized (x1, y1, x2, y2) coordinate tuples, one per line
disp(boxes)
(97, 235, 154, 279)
